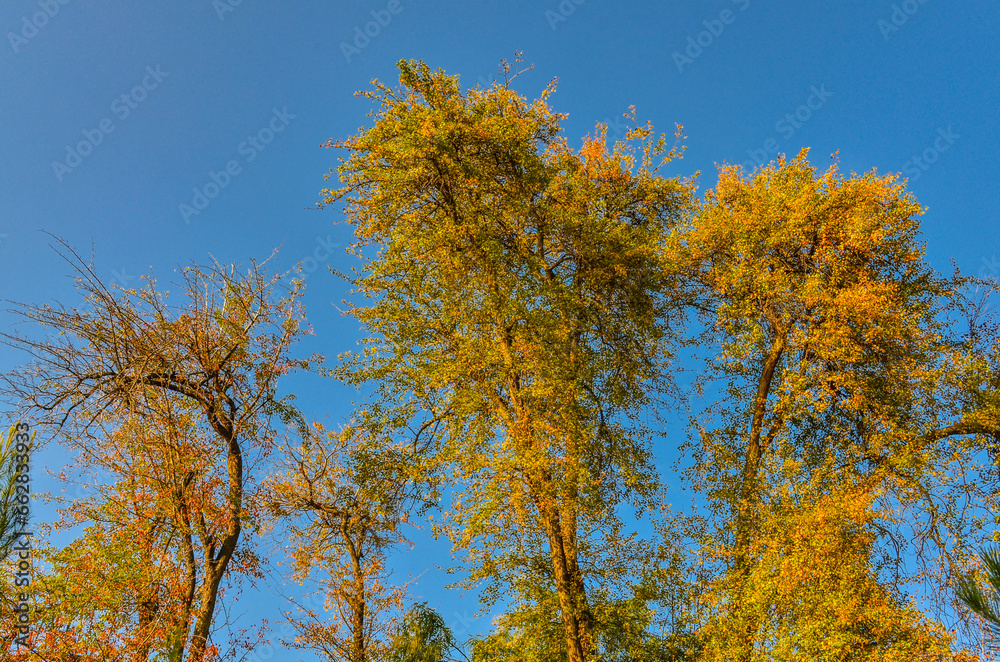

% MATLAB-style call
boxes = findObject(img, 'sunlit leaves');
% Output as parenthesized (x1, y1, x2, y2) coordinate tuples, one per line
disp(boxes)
(674, 151, 985, 659)
(0, 247, 314, 661)
(323, 58, 693, 662)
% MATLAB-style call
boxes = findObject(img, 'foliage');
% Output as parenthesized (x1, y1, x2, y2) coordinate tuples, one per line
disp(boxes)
(0, 244, 314, 661)
(387, 602, 466, 662)
(469, 572, 700, 662)
(0, 424, 32, 562)
(698, 481, 968, 661)
(263, 423, 422, 662)
(321, 57, 692, 662)
(671, 150, 993, 659)
(958, 546, 1000, 646)
(3, 64, 1000, 662)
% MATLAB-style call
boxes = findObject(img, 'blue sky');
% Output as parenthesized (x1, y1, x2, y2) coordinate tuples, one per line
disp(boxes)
(1, 0, 998, 657)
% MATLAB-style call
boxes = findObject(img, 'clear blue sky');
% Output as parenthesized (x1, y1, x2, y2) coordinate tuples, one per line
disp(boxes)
(1, 0, 998, 656)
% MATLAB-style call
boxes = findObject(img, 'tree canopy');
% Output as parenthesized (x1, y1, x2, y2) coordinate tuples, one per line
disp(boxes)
(2, 60, 998, 662)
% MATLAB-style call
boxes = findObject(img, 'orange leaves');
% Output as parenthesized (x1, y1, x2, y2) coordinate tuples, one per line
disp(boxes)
(579, 131, 607, 165)
(699, 484, 967, 661)
(0, 246, 316, 662)
(678, 150, 990, 659)
(684, 149, 941, 409)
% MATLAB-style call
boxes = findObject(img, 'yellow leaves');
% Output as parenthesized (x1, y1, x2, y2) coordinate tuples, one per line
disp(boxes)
(684, 149, 943, 424)
(699, 481, 966, 661)
(305, 59, 1000, 662)
(579, 132, 607, 165)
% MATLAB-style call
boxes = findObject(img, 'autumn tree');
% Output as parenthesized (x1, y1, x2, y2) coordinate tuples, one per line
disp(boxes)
(673, 150, 997, 659)
(263, 422, 422, 662)
(470, 565, 699, 662)
(0, 243, 313, 661)
(321, 58, 693, 662)
(9, 397, 262, 662)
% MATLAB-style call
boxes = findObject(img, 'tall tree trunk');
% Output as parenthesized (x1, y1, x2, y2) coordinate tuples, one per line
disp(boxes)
(187, 423, 243, 662)
(135, 519, 160, 662)
(343, 516, 368, 662)
(188, 559, 228, 662)
(543, 507, 592, 662)
(168, 527, 197, 662)
(169, 483, 199, 662)
(732, 330, 786, 662)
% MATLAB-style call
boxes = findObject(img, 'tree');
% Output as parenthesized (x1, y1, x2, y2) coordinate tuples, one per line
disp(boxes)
(0, 243, 313, 661)
(321, 58, 693, 662)
(470, 571, 699, 662)
(673, 150, 993, 659)
(958, 545, 1000, 646)
(696, 478, 965, 661)
(387, 602, 466, 662)
(9, 398, 260, 662)
(0, 424, 32, 562)
(263, 423, 420, 662)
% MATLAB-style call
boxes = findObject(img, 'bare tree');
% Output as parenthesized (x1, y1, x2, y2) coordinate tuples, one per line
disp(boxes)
(0, 240, 314, 661)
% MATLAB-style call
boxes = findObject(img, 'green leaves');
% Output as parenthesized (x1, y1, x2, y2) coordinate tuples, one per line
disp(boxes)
(957, 546, 1000, 644)
(387, 602, 465, 662)
(0, 424, 32, 562)
(325, 58, 694, 662)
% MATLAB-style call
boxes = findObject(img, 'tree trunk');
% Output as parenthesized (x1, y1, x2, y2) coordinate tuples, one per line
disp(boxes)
(134, 519, 159, 662)
(543, 507, 592, 662)
(187, 423, 243, 662)
(188, 560, 227, 662)
(343, 516, 368, 662)
(732, 331, 786, 662)
(172, 514, 198, 661)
